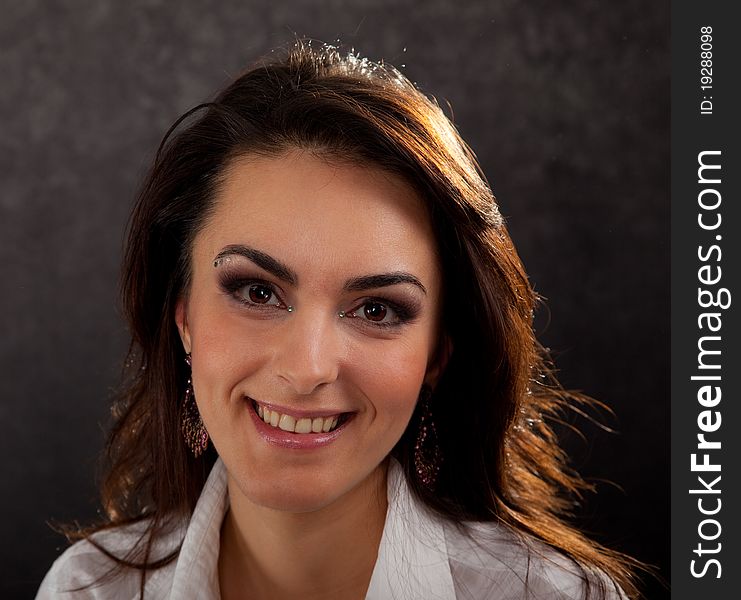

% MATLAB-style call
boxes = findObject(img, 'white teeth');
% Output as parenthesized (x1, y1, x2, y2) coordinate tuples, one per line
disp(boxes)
(254, 402, 343, 434)
(278, 414, 296, 432)
(295, 418, 312, 434)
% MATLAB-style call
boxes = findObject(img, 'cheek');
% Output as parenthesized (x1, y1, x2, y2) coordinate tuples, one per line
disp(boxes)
(348, 336, 429, 422)
(187, 303, 269, 402)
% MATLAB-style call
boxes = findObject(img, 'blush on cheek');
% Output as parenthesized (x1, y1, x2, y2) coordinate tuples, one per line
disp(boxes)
(190, 305, 267, 380)
(386, 344, 429, 380)
(367, 360, 428, 415)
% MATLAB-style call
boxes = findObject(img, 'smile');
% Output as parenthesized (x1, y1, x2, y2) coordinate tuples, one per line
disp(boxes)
(252, 400, 346, 434)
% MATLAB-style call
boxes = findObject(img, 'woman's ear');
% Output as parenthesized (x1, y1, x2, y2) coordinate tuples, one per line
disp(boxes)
(425, 333, 453, 389)
(175, 298, 192, 354)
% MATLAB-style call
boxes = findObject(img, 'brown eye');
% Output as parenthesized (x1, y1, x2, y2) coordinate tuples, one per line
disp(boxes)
(240, 285, 273, 304)
(220, 276, 287, 310)
(363, 302, 387, 322)
(247, 284, 274, 304)
(344, 297, 416, 330)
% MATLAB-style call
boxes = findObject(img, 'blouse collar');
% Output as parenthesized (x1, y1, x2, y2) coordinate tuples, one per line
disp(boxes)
(366, 457, 456, 599)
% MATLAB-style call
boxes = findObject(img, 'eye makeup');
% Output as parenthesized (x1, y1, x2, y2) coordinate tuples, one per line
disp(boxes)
(217, 271, 289, 311)
(343, 297, 420, 330)
(215, 264, 422, 331)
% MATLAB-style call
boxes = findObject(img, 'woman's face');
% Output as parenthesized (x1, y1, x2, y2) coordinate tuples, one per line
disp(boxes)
(176, 149, 447, 513)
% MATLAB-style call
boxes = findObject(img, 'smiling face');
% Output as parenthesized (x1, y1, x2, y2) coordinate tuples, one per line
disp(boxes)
(176, 148, 447, 514)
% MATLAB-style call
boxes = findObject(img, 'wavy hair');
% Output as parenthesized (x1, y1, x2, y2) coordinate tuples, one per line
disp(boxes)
(62, 39, 641, 598)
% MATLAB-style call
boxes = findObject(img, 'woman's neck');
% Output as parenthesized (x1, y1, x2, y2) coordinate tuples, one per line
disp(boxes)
(218, 463, 389, 600)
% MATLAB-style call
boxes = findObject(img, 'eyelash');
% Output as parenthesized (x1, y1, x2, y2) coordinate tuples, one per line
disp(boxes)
(218, 275, 418, 330)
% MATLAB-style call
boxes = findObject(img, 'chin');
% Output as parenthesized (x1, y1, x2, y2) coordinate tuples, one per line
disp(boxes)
(228, 455, 388, 515)
(242, 475, 355, 514)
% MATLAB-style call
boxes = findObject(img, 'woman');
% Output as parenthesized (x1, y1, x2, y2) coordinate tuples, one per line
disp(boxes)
(37, 40, 639, 599)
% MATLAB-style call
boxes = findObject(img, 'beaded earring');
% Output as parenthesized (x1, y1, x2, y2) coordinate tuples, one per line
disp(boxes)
(180, 354, 209, 457)
(414, 383, 442, 489)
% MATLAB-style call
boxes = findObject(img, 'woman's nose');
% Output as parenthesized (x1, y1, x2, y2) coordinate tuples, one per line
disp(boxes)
(271, 308, 342, 395)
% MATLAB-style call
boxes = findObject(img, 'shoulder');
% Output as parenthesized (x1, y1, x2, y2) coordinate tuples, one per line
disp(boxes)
(442, 520, 627, 600)
(35, 521, 183, 600)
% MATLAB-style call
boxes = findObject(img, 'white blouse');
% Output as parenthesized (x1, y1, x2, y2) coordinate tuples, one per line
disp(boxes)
(37, 458, 624, 599)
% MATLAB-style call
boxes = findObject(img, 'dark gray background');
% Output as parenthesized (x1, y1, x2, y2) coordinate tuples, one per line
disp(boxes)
(1, 1, 669, 597)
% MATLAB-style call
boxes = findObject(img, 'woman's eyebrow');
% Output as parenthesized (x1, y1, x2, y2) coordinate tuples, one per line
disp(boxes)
(343, 273, 427, 295)
(215, 244, 426, 295)
(215, 245, 298, 285)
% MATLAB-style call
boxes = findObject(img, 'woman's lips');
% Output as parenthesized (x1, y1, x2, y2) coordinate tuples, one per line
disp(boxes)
(245, 397, 354, 449)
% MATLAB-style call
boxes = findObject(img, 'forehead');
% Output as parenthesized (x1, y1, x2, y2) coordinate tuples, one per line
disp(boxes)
(196, 150, 440, 285)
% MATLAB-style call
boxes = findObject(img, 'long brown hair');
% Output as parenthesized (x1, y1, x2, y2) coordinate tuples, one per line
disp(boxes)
(63, 39, 641, 598)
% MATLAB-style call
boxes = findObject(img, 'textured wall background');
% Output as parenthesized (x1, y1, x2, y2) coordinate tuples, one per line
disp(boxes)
(1, 1, 669, 597)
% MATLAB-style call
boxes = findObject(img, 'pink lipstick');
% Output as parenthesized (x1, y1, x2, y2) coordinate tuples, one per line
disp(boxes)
(246, 397, 354, 450)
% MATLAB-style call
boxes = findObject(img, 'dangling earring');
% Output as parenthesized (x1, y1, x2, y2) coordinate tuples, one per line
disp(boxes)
(414, 383, 442, 489)
(180, 353, 209, 457)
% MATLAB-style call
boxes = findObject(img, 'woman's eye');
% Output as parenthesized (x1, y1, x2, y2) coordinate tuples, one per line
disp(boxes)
(237, 283, 283, 307)
(361, 302, 389, 322)
(348, 301, 402, 327)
